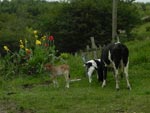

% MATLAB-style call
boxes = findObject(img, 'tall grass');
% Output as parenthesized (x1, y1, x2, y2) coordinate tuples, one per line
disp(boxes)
(132, 23, 150, 40)
(128, 39, 150, 66)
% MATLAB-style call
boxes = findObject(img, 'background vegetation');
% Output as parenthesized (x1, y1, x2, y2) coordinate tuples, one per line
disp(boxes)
(0, 0, 148, 54)
(0, 0, 150, 113)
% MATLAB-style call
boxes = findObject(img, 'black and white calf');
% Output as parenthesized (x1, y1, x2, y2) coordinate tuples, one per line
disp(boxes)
(84, 59, 102, 83)
(99, 42, 131, 90)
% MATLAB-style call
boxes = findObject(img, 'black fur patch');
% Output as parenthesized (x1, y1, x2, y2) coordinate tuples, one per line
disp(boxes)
(85, 62, 92, 68)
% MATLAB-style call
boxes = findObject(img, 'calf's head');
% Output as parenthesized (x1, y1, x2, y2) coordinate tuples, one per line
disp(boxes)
(44, 64, 52, 71)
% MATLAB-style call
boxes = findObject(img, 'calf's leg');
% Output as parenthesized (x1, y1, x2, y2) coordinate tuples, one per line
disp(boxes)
(87, 67, 95, 83)
(51, 75, 59, 88)
(64, 72, 70, 88)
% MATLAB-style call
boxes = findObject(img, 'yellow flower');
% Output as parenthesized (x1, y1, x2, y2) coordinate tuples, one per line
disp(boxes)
(20, 40, 23, 45)
(41, 35, 46, 41)
(20, 45, 24, 49)
(3, 46, 10, 52)
(33, 30, 38, 34)
(25, 48, 29, 51)
(36, 40, 41, 45)
(35, 35, 38, 38)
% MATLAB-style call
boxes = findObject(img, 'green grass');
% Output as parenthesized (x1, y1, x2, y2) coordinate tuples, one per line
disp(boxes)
(0, 40, 150, 113)
(132, 22, 150, 40)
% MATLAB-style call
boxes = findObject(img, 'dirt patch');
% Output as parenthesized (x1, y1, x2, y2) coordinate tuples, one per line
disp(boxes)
(0, 105, 7, 113)
(17, 106, 35, 113)
(22, 83, 34, 89)
(114, 109, 126, 113)
(6, 92, 17, 96)
(0, 100, 15, 113)
(22, 80, 52, 89)
(0, 100, 35, 113)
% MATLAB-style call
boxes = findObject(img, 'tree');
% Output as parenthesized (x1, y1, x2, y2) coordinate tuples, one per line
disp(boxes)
(44, 0, 140, 53)
(0, 0, 140, 54)
(117, 0, 140, 39)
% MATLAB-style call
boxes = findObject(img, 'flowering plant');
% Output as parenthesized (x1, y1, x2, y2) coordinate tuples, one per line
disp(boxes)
(2, 45, 20, 76)
(2, 30, 57, 75)
(24, 31, 57, 74)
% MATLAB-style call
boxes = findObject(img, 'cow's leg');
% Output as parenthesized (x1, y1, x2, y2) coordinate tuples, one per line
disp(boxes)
(87, 67, 95, 83)
(120, 60, 124, 78)
(108, 51, 120, 90)
(124, 62, 131, 90)
(114, 68, 119, 90)
(112, 62, 119, 90)
(102, 67, 107, 88)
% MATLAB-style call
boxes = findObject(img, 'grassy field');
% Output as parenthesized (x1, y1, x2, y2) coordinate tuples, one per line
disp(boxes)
(0, 39, 150, 113)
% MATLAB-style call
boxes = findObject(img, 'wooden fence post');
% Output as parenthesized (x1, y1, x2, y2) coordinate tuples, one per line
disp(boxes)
(86, 45, 90, 60)
(81, 51, 88, 76)
(90, 37, 97, 59)
(112, 0, 118, 42)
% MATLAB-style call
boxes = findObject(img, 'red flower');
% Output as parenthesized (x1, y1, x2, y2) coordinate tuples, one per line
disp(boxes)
(25, 49, 31, 55)
(48, 35, 54, 41)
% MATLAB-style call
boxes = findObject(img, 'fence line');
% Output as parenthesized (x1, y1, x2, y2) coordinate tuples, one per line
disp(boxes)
(80, 37, 102, 63)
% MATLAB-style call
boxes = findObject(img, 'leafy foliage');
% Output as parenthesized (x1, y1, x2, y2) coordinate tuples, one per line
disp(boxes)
(0, 0, 141, 54)
(43, 0, 140, 53)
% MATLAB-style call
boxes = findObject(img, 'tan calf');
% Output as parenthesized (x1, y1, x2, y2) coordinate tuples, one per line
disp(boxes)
(44, 64, 70, 88)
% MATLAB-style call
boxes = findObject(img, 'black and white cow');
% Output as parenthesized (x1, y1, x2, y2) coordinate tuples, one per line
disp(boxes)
(99, 42, 131, 90)
(84, 59, 102, 83)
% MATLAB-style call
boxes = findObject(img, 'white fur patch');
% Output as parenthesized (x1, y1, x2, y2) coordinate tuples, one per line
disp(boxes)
(88, 66, 95, 76)
(108, 50, 112, 62)
(97, 59, 101, 62)
(86, 59, 101, 83)
(115, 41, 120, 44)
(87, 60, 98, 69)
(102, 80, 106, 88)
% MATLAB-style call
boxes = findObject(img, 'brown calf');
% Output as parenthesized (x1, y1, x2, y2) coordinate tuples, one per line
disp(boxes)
(44, 64, 70, 88)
